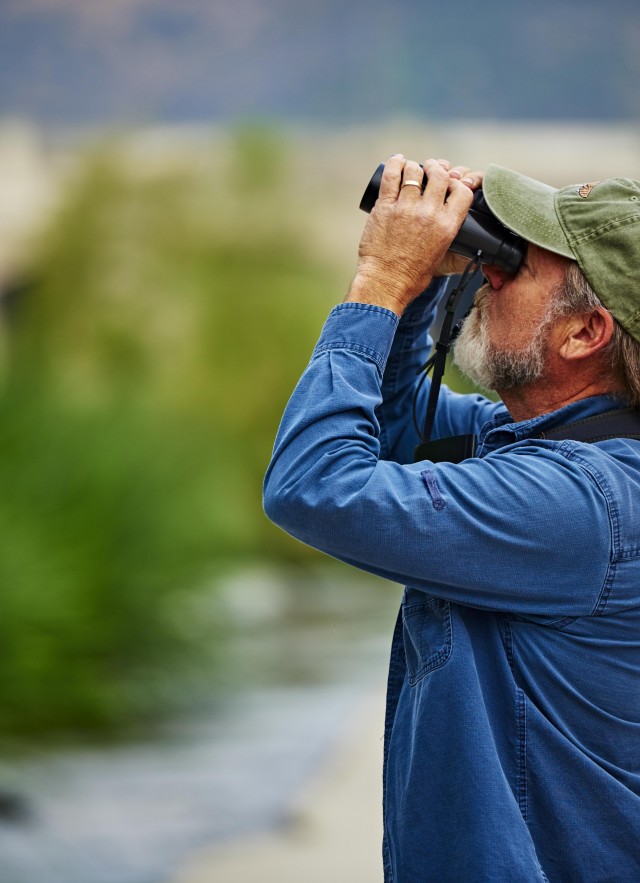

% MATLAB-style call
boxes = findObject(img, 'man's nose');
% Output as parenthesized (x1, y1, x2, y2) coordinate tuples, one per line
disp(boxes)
(481, 263, 507, 291)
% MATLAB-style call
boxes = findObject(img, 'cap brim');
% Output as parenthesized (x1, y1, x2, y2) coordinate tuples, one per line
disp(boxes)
(483, 164, 575, 260)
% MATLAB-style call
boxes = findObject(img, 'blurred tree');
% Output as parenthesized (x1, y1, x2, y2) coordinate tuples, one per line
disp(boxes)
(0, 127, 343, 738)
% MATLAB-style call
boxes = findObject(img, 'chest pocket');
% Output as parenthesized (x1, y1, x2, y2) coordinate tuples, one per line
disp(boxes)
(402, 593, 453, 685)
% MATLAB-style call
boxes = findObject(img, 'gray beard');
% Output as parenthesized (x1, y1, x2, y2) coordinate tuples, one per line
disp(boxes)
(453, 286, 552, 392)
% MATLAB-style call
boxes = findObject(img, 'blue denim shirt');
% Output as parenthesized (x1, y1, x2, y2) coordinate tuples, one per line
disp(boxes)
(263, 280, 640, 882)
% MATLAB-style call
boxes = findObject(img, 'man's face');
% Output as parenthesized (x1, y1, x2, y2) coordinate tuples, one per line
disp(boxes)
(453, 244, 572, 392)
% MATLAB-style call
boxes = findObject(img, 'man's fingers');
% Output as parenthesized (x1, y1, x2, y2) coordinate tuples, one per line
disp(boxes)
(420, 159, 451, 205)
(448, 166, 484, 192)
(377, 157, 483, 207)
(449, 165, 470, 181)
(398, 160, 425, 199)
(378, 154, 405, 202)
(458, 169, 484, 190)
(445, 175, 475, 219)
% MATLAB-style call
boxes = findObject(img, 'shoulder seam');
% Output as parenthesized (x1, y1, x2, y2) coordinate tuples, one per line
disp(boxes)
(560, 444, 618, 615)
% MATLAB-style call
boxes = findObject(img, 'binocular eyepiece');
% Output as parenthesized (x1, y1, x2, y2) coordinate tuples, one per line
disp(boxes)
(360, 162, 526, 276)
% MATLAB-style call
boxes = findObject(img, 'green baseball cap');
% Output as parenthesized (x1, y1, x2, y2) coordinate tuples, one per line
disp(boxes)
(482, 164, 640, 342)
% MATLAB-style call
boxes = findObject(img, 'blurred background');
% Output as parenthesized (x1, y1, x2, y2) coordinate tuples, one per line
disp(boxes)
(0, 1, 639, 881)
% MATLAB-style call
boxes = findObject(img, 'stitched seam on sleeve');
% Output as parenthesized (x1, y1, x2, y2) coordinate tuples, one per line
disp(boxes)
(312, 341, 388, 373)
(332, 302, 400, 326)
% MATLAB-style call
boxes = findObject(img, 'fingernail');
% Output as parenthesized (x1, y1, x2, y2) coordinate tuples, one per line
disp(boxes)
(462, 177, 474, 184)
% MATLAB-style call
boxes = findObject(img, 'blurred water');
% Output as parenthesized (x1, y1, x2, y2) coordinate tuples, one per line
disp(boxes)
(0, 569, 397, 883)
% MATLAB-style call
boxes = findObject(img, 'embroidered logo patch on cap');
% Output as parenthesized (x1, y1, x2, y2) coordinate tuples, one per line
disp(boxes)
(577, 182, 600, 199)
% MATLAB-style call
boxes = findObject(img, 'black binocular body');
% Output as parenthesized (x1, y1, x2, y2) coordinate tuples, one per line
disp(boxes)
(360, 162, 527, 275)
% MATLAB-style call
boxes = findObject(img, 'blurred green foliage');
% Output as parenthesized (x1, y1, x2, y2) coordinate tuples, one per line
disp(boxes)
(0, 126, 489, 740)
(0, 127, 344, 739)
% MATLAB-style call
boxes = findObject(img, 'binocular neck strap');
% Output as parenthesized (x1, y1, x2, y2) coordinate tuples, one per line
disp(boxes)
(419, 253, 483, 448)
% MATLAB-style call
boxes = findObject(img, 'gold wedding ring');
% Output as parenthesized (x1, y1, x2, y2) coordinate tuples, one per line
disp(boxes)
(402, 180, 422, 189)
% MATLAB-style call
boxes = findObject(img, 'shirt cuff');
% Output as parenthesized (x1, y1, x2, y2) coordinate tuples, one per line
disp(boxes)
(311, 302, 400, 374)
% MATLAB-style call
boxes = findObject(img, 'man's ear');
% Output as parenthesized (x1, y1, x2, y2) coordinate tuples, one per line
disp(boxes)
(558, 307, 615, 362)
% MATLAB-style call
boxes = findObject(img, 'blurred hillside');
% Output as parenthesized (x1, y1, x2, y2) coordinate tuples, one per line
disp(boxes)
(1, 0, 640, 126)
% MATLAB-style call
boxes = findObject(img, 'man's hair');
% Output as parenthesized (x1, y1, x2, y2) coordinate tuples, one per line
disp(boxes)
(554, 263, 640, 409)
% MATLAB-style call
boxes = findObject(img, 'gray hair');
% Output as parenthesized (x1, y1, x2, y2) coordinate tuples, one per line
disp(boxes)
(554, 263, 640, 409)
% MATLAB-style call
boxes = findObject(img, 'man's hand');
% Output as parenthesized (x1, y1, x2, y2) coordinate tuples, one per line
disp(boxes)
(345, 157, 483, 315)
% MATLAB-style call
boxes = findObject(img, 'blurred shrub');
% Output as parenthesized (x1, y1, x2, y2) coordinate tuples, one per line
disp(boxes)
(0, 127, 343, 738)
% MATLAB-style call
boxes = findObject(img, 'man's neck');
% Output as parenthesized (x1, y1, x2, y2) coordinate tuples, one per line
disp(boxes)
(498, 377, 622, 424)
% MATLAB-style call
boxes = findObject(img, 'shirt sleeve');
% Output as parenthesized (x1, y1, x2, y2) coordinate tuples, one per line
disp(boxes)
(263, 301, 612, 617)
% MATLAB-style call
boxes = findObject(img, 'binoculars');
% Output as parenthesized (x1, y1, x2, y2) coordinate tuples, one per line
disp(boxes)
(360, 162, 526, 275)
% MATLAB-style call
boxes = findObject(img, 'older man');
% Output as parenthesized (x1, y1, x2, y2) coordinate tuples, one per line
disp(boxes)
(263, 156, 640, 882)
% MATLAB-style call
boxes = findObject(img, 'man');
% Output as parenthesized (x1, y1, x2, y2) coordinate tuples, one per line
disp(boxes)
(263, 156, 640, 881)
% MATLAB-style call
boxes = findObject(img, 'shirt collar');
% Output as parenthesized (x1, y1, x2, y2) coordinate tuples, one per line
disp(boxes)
(477, 394, 628, 456)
